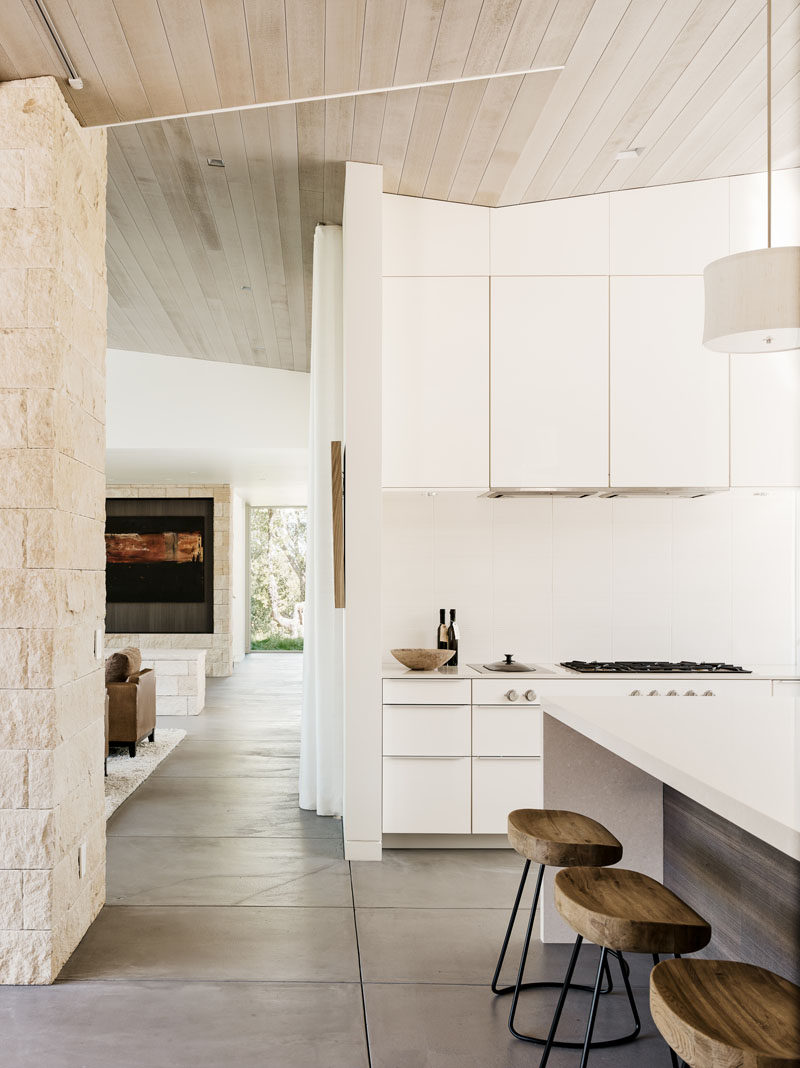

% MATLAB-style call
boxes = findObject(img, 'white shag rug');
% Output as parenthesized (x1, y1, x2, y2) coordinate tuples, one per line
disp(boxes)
(105, 729, 186, 820)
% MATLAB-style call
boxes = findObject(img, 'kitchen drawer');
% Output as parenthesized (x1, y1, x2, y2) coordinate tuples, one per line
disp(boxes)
(383, 756, 471, 833)
(472, 679, 541, 706)
(472, 706, 541, 756)
(383, 705, 470, 756)
(472, 758, 542, 834)
(773, 680, 800, 697)
(383, 678, 471, 705)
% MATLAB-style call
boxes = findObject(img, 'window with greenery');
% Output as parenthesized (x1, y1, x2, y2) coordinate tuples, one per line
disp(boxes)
(250, 507, 307, 651)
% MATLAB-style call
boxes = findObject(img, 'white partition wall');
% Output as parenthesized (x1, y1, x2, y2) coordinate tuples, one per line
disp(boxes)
(342, 163, 384, 861)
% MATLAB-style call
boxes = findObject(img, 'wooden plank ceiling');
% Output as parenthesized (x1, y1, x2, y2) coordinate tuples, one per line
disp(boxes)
(2, 0, 798, 370)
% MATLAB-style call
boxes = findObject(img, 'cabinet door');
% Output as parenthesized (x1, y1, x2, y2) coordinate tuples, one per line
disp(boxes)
(382, 277, 489, 488)
(731, 352, 800, 487)
(472, 706, 542, 755)
(491, 277, 609, 488)
(383, 757, 471, 833)
(610, 277, 728, 487)
(773, 681, 800, 697)
(383, 705, 471, 756)
(472, 758, 542, 834)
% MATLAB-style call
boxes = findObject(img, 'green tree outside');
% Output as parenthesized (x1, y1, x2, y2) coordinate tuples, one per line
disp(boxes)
(250, 507, 307, 651)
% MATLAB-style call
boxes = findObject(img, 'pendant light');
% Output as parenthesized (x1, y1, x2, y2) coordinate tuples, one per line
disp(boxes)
(702, 0, 800, 353)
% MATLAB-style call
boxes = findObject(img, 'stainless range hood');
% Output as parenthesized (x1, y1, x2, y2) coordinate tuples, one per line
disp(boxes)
(484, 486, 728, 499)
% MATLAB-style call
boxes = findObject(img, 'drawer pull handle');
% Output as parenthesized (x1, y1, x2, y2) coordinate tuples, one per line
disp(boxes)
(386, 755, 467, 760)
(474, 755, 541, 760)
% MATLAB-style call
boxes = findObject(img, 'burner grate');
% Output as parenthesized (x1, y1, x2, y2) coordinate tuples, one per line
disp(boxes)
(560, 661, 750, 674)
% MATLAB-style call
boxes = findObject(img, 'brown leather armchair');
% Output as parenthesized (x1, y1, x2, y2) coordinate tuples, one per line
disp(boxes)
(106, 647, 157, 758)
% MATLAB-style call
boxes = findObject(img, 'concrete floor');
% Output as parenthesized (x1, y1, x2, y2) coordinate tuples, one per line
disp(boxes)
(0, 654, 674, 1066)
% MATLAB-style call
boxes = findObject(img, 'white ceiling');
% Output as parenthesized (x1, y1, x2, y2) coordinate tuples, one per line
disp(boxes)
(105, 447, 308, 505)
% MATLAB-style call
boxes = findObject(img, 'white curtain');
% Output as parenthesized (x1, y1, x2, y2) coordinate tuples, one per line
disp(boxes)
(300, 225, 344, 816)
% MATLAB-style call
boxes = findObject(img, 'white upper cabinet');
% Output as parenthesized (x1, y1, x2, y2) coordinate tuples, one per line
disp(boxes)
(731, 352, 800, 487)
(610, 179, 729, 275)
(382, 195, 490, 276)
(491, 194, 609, 275)
(382, 276, 489, 489)
(491, 277, 609, 488)
(729, 171, 800, 488)
(610, 277, 729, 487)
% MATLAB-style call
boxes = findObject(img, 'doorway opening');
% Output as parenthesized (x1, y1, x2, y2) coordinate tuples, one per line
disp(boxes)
(248, 506, 307, 652)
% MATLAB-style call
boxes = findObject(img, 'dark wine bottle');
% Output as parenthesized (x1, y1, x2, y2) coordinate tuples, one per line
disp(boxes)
(436, 609, 449, 650)
(446, 609, 459, 667)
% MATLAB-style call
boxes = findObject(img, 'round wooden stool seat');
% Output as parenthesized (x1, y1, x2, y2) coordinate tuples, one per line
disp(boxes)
(554, 867, 711, 955)
(507, 809, 623, 868)
(650, 959, 800, 1068)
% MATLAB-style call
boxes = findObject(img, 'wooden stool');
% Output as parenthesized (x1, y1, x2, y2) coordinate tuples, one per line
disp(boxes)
(650, 959, 800, 1068)
(539, 867, 712, 1068)
(491, 809, 635, 1050)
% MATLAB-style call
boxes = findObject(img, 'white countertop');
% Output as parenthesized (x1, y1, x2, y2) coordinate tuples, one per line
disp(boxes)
(381, 661, 800, 681)
(543, 696, 800, 860)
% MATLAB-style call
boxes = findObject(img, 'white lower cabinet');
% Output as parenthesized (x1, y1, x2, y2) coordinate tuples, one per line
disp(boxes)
(771, 681, 800, 697)
(472, 758, 542, 834)
(382, 757, 471, 833)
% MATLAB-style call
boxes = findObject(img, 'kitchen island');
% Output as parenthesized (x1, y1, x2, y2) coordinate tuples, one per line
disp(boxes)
(541, 696, 800, 985)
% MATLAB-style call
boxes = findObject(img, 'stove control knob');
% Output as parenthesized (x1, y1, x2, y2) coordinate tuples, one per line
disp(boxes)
(629, 689, 642, 696)
(648, 690, 660, 697)
(666, 689, 678, 696)
(685, 690, 697, 696)
(702, 690, 715, 697)
(524, 689, 537, 702)
(505, 689, 520, 702)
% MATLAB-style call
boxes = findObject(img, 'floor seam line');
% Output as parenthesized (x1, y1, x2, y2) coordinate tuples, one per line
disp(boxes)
(349, 860, 373, 1068)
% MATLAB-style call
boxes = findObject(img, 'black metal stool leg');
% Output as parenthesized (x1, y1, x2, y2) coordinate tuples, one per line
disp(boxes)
(539, 934, 583, 1068)
(507, 863, 545, 1039)
(616, 950, 642, 1039)
(578, 947, 609, 1068)
(491, 859, 531, 994)
(493, 862, 634, 1049)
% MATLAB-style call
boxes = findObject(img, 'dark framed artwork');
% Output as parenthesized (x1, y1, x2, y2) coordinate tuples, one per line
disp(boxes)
(105, 498, 214, 634)
(106, 516, 206, 603)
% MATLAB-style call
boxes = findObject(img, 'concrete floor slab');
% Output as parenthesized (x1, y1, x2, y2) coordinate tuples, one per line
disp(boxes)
(0, 981, 368, 1068)
(107, 835, 351, 906)
(352, 848, 523, 908)
(61, 905, 360, 982)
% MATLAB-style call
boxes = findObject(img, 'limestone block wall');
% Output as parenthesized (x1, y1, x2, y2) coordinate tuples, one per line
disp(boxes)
(105, 485, 234, 677)
(0, 77, 107, 984)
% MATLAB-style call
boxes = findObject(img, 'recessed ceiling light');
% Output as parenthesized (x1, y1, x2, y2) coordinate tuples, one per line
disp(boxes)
(207, 157, 225, 167)
(615, 147, 644, 161)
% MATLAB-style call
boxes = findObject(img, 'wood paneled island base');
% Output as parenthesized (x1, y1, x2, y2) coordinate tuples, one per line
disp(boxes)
(664, 786, 800, 986)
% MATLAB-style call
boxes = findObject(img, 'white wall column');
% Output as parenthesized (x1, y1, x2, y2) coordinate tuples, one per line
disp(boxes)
(342, 162, 383, 860)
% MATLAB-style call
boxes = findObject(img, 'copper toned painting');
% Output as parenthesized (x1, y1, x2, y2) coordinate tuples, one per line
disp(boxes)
(105, 517, 206, 603)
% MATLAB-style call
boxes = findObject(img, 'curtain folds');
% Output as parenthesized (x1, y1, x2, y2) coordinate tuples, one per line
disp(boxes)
(299, 224, 344, 816)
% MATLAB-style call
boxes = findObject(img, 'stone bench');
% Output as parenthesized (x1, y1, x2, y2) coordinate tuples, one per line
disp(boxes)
(139, 649, 207, 716)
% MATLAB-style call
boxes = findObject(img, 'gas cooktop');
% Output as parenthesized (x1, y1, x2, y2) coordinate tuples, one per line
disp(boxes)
(560, 661, 751, 674)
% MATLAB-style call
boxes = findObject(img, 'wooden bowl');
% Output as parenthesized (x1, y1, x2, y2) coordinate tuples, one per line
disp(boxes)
(391, 648, 455, 671)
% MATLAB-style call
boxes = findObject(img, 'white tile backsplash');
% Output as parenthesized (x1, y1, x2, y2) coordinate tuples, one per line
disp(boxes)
(730, 491, 797, 665)
(382, 489, 798, 666)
